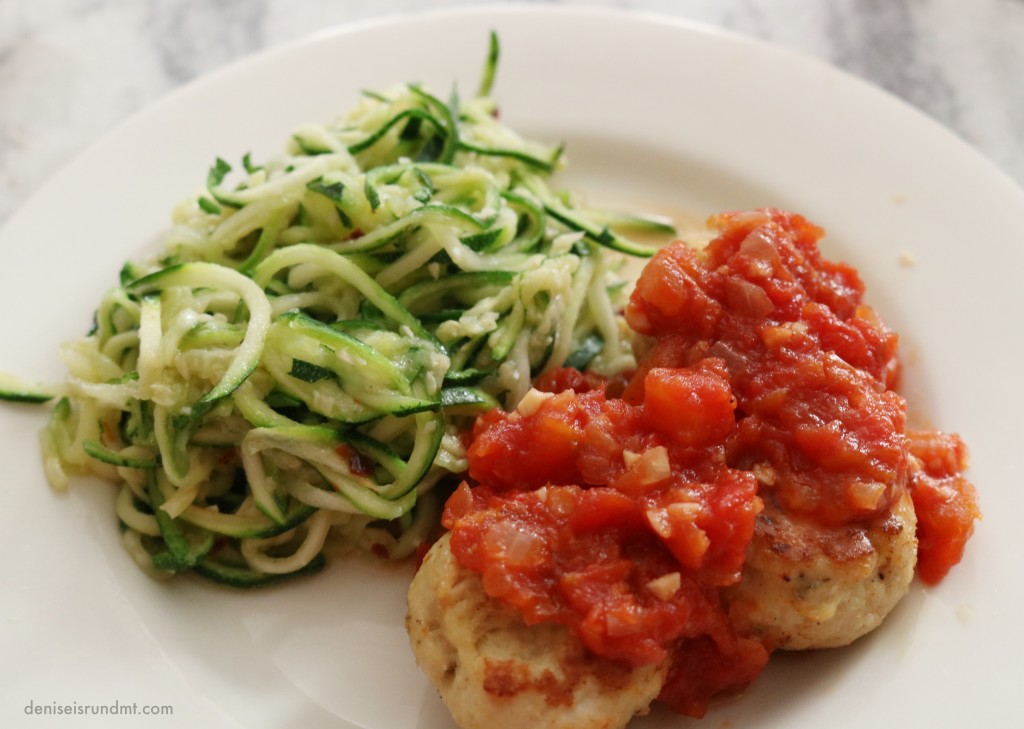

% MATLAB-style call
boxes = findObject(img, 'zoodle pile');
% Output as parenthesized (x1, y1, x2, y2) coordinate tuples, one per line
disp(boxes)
(4, 36, 668, 587)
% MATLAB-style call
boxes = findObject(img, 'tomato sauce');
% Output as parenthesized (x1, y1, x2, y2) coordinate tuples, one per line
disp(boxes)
(441, 208, 979, 717)
(906, 428, 980, 583)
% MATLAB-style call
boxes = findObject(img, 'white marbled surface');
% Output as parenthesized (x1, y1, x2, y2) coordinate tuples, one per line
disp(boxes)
(2, 0, 1023, 225)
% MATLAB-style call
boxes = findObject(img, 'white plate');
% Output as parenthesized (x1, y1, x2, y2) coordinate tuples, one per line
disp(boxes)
(2, 6, 1021, 728)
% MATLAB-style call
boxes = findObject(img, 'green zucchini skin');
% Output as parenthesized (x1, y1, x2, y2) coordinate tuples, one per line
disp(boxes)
(0, 372, 58, 403)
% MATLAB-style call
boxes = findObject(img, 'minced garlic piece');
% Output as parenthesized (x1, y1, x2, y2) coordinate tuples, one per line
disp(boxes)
(646, 572, 682, 601)
(516, 387, 554, 417)
(629, 446, 670, 484)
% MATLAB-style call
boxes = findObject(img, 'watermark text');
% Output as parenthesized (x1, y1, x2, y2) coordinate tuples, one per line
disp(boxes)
(23, 700, 173, 718)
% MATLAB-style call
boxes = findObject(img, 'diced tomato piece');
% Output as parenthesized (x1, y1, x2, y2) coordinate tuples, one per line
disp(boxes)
(569, 488, 643, 534)
(642, 362, 736, 447)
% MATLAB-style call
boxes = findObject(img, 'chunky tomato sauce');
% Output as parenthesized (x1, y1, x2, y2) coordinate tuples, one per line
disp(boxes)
(441, 209, 979, 717)
(906, 428, 980, 583)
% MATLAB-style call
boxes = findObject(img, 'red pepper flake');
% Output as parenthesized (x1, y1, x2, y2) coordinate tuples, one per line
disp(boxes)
(336, 444, 375, 476)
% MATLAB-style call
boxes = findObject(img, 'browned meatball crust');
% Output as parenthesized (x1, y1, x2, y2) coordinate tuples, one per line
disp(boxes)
(725, 489, 917, 650)
(407, 533, 667, 729)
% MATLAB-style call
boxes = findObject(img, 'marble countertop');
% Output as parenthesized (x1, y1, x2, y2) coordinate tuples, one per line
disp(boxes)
(2, 0, 1022, 225)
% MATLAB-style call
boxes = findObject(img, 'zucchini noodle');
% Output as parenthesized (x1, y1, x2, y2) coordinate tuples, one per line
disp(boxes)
(16, 34, 672, 588)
